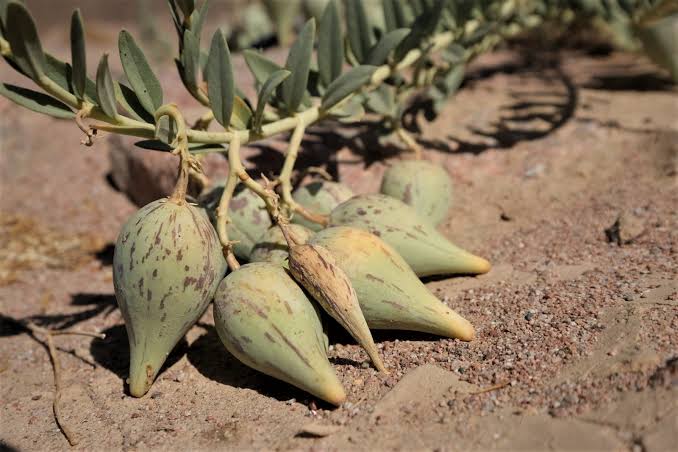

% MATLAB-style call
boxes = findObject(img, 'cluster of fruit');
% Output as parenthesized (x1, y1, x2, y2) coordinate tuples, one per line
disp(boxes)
(113, 158, 490, 405)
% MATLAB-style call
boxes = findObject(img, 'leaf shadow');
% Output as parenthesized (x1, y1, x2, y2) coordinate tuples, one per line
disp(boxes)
(89, 324, 189, 390)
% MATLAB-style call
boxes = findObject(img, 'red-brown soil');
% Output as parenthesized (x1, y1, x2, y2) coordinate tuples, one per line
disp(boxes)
(1, 3, 676, 450)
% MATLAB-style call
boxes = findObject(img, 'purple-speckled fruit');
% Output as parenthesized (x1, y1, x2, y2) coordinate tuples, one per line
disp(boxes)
(113, 199, 227, 397)
(330, 194, 490, 277)
(380, 160, 452, 226)
(201, 183, 273, 260)
(292, 181, 354, 231)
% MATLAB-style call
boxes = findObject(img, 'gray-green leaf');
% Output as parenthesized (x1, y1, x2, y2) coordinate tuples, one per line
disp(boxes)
(243, 49, 282, 87)
(281, 18, 315, 114)
(180, 31, 200, 95)
(253, 69, 289, 131)
(0, 83, 74, 119)
(96, 54, 117, 118)
(176, 0, 194, 17)
(115, 82, 155, 123)
(230, 96, 252, 130)
(5, 2, 46, 80)
(317, 0, 343, 87)
(189, 0, 209, 38)
(205, 28, 234, 128)
(118, 29, 163, 116)
(394, 0, 444, 61)
(365, 28, 409, 65)
(321, 65, 376, 111)
(365, 84, 395, 116)
(70, 9, 86, 100)
(345, 0, 373, 64)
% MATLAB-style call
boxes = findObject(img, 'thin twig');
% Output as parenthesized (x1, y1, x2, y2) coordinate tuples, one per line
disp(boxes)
(470, 381, 510, 395)
(395, 128, 422, 160)
(22, 321, 105, 446)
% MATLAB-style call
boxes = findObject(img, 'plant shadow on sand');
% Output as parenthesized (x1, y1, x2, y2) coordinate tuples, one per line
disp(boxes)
(90, 324, 189, 392)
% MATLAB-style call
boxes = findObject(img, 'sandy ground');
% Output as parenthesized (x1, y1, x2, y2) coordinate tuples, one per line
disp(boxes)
(1, 5, 677, 451)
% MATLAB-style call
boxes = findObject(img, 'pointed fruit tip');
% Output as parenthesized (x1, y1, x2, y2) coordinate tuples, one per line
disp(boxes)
(321, 383, 347, 407)
(473, 256, 492, 275)
(128, 364, 155, 397)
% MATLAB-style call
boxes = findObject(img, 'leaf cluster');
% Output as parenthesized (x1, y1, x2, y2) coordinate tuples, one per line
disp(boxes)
(0, 0, 667, 153)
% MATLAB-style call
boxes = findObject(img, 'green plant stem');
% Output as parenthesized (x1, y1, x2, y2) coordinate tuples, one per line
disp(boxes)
(154, 103, 192, 204)
(216, 133, 242, 272)
(276, 117, 327, 225)
(395, 127, 422, 159)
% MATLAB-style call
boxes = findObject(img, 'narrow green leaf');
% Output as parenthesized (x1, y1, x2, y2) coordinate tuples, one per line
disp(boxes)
(176, 0, 194, 17)
(70, 9, 86, 100)
(442, 44, 466, 65)
(345, 0, 373, 64)
(391, 0, 414, 28)
(230, 96, 252, 130)
(135, 139, 173, 152)
(190, 0, 209, 38)
(317, 0, 343, 87)
(365, 84, 395, 116)
(115, 82, 155, 123)
(44, 54, 71, 92)
(365, 28, 409, 65)
(243, 49, 282, 87)
(0, 83, 74, 119)
(205, 28, 234, 128)
(331, 97, 365, 123)
(382, 0, 397, 32)
(118, 29, 163, 115)
(394, 0, 445, 60)
(281, 18, 315, 113)
(180, 31, 200, 95)
(441, 63, 465, 95)
(167, 0, 182, 34)
(253, 69, 289, 131)
(0, 0, 9, 36)
(321, 65, 376, 111)
(43, 53, 97, 102)
(96, 54, 117, 118)
(5, 2, 46, 80)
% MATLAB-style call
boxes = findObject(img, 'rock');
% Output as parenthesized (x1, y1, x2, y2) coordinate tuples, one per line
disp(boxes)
(297, 422, 343, 437)
(370, 365, 477, 423)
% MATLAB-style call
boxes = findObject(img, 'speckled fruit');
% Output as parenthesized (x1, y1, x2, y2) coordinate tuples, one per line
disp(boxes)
(329, 194, 490, 277)
(213, 262, 346, 405)
(310, 227, 475, 340)
(292, 181, 354, 231)
(201, 184, 272, 260)
(250, 224, 314, 265)
(380, 160, 452, 225)
(113, 199, 227, 397)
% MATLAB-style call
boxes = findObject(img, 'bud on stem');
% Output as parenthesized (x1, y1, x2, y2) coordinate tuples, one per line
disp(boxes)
(281, 223, 387, 373)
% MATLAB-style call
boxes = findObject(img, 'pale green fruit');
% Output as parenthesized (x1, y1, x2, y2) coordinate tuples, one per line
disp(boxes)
(213, 263, 346, 405)
(287, 241, 387, 372)
(250, 224, 314, 265)
(201, 184, 272, 260)
(636, 5, 678, 82)
(380, 160, 452, 225)
(309, 227, 475, 341)
(292, 181, 354, 231)
(113, 199, 227, 397)
(329, 194, 490, 277)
